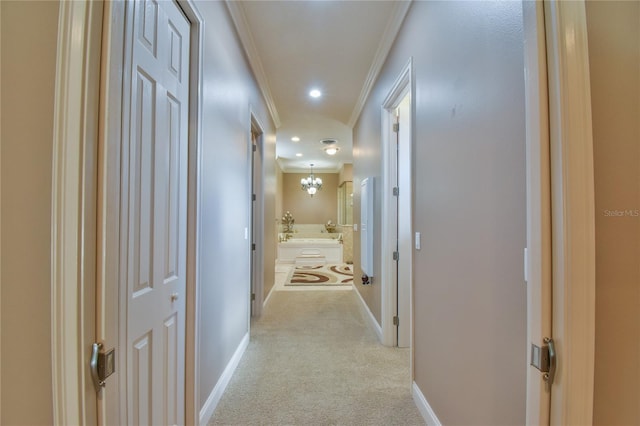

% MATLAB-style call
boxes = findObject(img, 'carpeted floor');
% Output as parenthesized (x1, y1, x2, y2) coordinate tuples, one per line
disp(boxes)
(209, 290, 425, 425)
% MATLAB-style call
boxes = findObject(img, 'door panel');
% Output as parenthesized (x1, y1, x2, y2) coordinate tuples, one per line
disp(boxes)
(124, 1, 190, 424)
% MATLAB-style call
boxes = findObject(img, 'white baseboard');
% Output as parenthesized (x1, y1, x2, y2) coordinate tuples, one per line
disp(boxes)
(263, 282, 275, 307)
(353, 287, 383, 342)
(412, 381, 442, 426)
(199, 332, 249, 425)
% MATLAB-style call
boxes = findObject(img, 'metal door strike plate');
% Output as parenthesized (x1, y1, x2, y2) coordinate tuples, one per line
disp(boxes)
(98, 348, 116, 382)
(530, 343, 550, 373)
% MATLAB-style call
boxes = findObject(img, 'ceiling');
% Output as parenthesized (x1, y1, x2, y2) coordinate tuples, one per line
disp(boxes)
(227, 1, 411, 172)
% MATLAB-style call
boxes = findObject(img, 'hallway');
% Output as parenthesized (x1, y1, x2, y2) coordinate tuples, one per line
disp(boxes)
(210, 287, 423, 425)
(7, 1, 638, 424)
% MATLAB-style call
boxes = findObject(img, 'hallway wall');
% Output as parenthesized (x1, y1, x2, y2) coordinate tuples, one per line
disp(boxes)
(195, 0, 276, 417)
(261, 132, 278, 306)
(587, 2, 640, 424)
(0, 1, 59, 424)
(352, 2, 527, 424)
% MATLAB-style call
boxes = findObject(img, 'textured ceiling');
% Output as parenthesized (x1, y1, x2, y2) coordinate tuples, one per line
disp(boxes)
(233, 0, 408, 172)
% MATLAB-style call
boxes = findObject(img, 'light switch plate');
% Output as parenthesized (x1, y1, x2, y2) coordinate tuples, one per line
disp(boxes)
(415, 232, 421, 250)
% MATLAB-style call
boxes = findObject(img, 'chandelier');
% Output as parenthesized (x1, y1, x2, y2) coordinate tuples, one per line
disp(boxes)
(300, 163, 322, 197)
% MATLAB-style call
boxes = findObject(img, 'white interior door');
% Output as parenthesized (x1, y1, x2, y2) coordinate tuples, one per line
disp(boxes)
(396, 93, 412, 348)
(123, 1, 190, 424)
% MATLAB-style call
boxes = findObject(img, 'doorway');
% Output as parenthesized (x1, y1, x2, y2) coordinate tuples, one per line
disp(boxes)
(250, 114, 265, 317)
(94, 1, 204, 424)
(381, 59, 413, 350)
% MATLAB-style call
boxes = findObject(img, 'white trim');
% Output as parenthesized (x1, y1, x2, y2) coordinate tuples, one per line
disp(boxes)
(51, 2, 103, 424)
(522, 1, 552, 424)
(178, 1, 205, 425)
(348, 1, 412, 128)
(225, 1, 281, 128)
(412, 382, 442, 426)
(250, 109, 266, 318)
(96, 2, 126, 423)
(263, 283, 276, 308)
(544, 1, 596, 424)
(0, 2, 3, 419)
(380, 58, 413, 348)
(353, 283, 383, 342)
(198, 333, 250, 426)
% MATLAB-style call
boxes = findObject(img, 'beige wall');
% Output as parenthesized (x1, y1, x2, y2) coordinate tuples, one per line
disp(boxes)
(587, 2, 640, 424)
(1, 1, 59, 424)
(353, 2, 526, 423)
(275, 162, 284, 227)
(261, 132, 278, 302)
(282, 172, 338, 225)
(339, 163, 353, 185)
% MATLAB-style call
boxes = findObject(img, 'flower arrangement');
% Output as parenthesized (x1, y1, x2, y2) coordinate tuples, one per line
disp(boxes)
(282, 211, 295, 234)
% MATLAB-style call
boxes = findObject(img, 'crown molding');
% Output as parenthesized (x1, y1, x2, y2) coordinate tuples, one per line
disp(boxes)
(225, 1, 281, 128)
(347, 0, 412, 128)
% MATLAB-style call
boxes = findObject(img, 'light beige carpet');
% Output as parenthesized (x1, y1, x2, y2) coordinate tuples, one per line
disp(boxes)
(209, 290, 425, 425)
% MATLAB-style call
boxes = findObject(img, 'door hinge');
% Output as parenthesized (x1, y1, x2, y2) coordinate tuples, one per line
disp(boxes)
(252, 193, 256, 201)
(393, 123, 399, 133)
(251, 293, 256, 301)
(252, 243, 256, 251)
(252, 144, 257, 152)
(393, 316, 399, 326)
(393, 251, 399, 261)
(393, 187, 399, 196)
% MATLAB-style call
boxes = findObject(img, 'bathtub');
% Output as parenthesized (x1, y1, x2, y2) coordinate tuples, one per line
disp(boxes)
(284, 238, 339, 244)
(277, 235, 343, 265)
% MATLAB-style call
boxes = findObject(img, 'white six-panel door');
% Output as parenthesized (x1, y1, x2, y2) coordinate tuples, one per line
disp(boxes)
(123, 1, 190, 424)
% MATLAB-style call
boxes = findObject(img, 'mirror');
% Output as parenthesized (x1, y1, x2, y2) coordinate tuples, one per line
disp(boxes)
(337, 181, 353, 225)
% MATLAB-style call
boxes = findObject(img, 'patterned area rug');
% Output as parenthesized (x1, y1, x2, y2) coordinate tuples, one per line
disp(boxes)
(285, 264, 353, 286)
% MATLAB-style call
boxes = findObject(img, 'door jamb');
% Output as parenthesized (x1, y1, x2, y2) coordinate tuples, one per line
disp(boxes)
(51, 2, 104, 424)
(180, 2, 205, 424)
(523, 1, 553, 424)
(523, 0, 596, 423)
(380, 58, 414, 357)
(249, 110, 265, 318)
(544, 0, 596, 423)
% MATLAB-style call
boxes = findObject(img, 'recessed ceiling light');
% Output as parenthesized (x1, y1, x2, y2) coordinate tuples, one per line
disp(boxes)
(291, 136, 300, 142)
(295, 153, 303, 157)
(324, 147, 339, 156)
(309, 89, 322, 98)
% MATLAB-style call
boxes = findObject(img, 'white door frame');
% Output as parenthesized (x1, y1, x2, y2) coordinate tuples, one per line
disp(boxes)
(523, 0, 596, 424)
(51, 1, 104, 424)
(250, 110, 265, 318)
(51, 1, 204, 424)
(380, 58, 414, 354)
(544, 1, 596, 423)
(523, 1, 552, 424)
